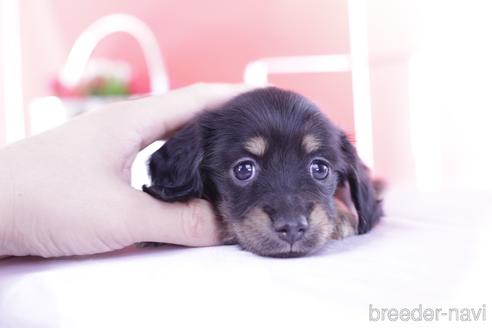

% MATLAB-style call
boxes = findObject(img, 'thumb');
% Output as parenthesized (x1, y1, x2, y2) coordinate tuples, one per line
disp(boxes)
(124, 189, 221, 247)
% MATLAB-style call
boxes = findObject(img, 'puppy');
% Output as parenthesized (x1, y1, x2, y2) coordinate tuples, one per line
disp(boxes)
(143, 87, 383, 257)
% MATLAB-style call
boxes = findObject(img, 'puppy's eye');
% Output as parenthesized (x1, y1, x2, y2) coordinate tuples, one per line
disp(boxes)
(233, 160, 256, 181)
(310, 159, 330, 180)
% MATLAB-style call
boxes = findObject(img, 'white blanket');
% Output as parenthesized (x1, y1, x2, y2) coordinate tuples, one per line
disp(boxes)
(1, 188, 491, 328)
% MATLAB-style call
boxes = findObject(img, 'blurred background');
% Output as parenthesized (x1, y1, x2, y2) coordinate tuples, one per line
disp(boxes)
(1, 0, 491, 193)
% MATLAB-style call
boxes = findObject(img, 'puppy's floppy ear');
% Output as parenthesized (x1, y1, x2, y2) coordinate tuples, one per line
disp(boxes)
(143, 121, 203, 202)
(338, 132, 383, 234)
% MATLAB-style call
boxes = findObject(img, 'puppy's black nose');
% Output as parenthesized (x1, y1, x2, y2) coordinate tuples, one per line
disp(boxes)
(273, 216, 308, 244)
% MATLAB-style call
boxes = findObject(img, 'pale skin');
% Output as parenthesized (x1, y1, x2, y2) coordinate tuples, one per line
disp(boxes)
(0, 83, 252, 258)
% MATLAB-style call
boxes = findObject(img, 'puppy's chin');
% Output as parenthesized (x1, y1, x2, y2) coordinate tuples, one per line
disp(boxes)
(268, 251, 310, 258)
(231, 229, 329, 258)
(251, 242, 316, 258)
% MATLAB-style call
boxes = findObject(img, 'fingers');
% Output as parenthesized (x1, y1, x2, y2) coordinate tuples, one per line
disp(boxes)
(120, 83, 255, 147)
(124, 189, 221, 247)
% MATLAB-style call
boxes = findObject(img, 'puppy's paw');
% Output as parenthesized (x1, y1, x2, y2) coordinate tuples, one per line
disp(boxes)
(331, 199, 358, 240)
(372, 177, 387, 201)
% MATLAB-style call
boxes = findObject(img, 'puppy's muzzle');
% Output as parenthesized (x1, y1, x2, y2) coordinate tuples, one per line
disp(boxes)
(263, 197, 311, 246)
(271, 215, 309, 245)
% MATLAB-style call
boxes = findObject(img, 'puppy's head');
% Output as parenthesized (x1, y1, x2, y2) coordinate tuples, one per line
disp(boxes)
(144, 87, 382, 257)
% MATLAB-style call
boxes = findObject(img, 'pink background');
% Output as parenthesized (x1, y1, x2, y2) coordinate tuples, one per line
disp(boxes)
(3, 0, 415, 185)
(20, 0, 356, 129)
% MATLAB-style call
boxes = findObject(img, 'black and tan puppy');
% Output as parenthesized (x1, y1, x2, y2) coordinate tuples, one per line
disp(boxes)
(143, 87, 383, 257)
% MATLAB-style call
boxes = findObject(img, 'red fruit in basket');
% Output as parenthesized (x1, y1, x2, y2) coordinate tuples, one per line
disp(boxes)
(50, 77, 82, 98)
(129, 71, 151, 95)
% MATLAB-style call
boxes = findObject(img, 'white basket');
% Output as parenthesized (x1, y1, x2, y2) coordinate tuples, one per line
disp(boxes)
(29, 14, 169, 135)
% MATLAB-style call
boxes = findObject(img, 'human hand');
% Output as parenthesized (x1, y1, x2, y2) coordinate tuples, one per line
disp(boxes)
(0, 83, 251, 257)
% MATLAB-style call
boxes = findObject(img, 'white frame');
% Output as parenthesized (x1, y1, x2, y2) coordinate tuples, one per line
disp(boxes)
(243, 0, 374, 168)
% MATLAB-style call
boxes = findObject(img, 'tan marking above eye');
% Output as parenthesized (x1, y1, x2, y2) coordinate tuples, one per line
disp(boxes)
(244, 136, 267, 156)
(302, 134, 321, 153)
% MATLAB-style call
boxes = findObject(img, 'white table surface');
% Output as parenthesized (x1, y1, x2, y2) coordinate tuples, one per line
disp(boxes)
(1, 188, 491, 328)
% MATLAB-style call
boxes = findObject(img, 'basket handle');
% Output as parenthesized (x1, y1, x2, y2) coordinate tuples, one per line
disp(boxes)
(59, 13, 169, 94)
